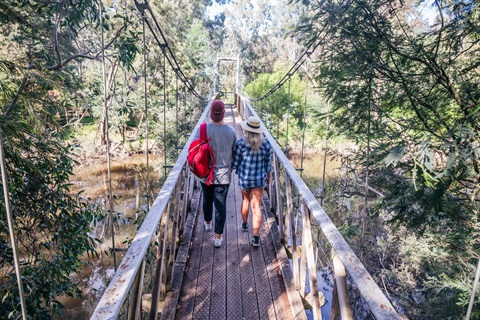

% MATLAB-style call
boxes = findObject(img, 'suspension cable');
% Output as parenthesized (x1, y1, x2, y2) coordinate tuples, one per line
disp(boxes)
(286, 78, 291, 148)
(321, 101, 330, 206)
(134, 0, 203, 100)
(300, 64, 308, 178)
(99, 0, 117, 271)
(251, 41, 318, 102)
(362, 76, 373, 241)
(175, 74, 179, 147)
(142, 9, 151, 209)
(0, 129, 27, 319)
(163, 53, 167, 180)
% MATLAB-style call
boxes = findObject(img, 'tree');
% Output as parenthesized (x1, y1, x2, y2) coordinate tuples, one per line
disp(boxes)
(295, 0, 479, 317)
(0, 1, 114, 317)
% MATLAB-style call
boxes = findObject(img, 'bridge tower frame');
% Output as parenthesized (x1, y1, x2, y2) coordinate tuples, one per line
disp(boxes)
(214, 54, 240, 96)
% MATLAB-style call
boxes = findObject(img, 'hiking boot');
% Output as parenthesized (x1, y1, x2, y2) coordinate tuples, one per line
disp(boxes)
(242, 222, 248, 232)
(204, 221, 212, 231)
(251, 236, 260, 247)
(214, 237, 223, 248)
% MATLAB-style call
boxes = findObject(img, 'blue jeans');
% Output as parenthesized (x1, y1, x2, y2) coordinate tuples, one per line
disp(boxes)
(200, 182, 229, 235)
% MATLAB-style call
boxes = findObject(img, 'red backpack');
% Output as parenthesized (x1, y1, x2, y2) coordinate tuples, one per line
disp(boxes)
(187, 123, 215, 185)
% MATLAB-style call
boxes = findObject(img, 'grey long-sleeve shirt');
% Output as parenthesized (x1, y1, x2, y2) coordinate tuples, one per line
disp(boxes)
(193, 122, 237, 185)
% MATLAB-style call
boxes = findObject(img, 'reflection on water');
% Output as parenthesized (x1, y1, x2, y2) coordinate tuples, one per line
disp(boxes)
(289, 151, 341, 181)
(70, 154, 164, 219)
(56, 154, 163, 319)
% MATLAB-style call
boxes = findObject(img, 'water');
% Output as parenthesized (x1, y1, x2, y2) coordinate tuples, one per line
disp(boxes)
(57, 154, 163, 319)
(289, 151, 341, 181)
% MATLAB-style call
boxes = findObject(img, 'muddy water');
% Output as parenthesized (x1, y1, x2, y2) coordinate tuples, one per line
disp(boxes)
(57, 154, 164, 319)
(289, 151, 341, 181)
(59, 152, 337, 319)
(70, 154, 165, 219)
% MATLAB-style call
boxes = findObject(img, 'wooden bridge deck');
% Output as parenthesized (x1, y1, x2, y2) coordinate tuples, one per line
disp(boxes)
(160, 105, 305, 319)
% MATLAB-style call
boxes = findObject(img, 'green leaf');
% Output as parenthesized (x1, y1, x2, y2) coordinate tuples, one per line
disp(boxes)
(385, 145, 406, 166)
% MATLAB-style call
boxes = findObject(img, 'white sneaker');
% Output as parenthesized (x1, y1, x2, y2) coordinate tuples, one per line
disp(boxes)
(214, 237, 223, 247)
(204, 222, 212, 231)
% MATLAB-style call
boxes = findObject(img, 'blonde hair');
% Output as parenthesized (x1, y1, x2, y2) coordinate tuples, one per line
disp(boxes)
(244, 130, 264, 152)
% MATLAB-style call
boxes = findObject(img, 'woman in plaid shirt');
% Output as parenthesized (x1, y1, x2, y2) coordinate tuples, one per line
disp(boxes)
(232, 117, 272, 247)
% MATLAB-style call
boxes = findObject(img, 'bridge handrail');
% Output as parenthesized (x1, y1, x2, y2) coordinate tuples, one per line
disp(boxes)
(90, 99, 212, 320)
(236, 94, 401, 320)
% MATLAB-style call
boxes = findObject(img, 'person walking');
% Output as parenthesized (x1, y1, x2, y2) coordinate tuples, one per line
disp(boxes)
(232, 116, 272, 247)
(194, 99, 236, 247)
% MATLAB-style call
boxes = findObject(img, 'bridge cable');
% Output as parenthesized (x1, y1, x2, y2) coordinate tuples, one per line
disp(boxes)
(276, 92, 280, 140)
(142, 9, 151, 210)
(0, 129, 28, 319)
(286, 78, 291, 148)
(183, 87, 186, 131)
(361, 76, 373, 242)
(162, 53, 168, 179)
(321, 100, 330, 207)
(466, 259, 480, 320)
(300, 65, 308, 179)
(250, 41, 318, 102)
(99, 0, 117, 271)
(175, 74, 179, 151)
(134, 0, 204, 100)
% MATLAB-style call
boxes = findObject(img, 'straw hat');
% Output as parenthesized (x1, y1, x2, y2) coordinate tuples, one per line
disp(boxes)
(240, 116, 265, 133)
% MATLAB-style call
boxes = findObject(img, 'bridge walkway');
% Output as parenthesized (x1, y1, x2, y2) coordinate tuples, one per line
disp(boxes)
(160, 104, 304, 319)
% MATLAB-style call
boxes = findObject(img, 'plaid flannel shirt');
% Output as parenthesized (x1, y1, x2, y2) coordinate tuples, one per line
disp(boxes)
(232, 138, 272, 190)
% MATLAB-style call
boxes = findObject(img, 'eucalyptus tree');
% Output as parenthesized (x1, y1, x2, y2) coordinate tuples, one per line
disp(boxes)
(0, 0, 138, 318)
(244, 66, 325, 148)
(219, 0, 308, 82)
(295, 0, 479, 317)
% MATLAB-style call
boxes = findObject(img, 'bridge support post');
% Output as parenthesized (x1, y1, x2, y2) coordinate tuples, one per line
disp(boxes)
(128, 260, 145, 320)
(301, 203, 325, 320)
(273, 155, 284, 242)
(331, 253, 353, 320)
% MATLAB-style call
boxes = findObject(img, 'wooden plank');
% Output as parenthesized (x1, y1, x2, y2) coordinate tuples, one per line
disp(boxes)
(260, 205, 292, 319)
(285, 173, 299, 290)
(273, 155, 283, 242)
(225, 179, 244, 319)
(284, 171, 292, 245)
(333, 252, 353, 320)
(192, 203, 215, 319)
(209, 190, 230, 320)
(174, 193, 205, 319)
(237, 188, 260, 320)
(127, 261, 145, 320)
(251, 216, 275, 319)
(166, 179, 183, 290)
(301, 203, 324, 320)
(263, 194, 307, 320)
(159, 185, 201, 320)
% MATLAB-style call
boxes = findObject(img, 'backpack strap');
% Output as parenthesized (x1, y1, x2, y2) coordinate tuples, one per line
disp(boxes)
(200, 123, 215, 185)
(200, 122, 207, 141)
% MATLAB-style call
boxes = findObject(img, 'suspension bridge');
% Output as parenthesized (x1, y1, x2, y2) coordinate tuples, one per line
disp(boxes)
(88, 93, 400, 320)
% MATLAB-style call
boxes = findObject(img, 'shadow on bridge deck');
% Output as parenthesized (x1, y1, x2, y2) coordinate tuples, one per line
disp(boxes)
(160, 105, 305, 319)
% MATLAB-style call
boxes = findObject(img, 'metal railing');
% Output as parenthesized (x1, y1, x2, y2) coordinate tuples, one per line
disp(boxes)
(235, 93, 401, 320)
